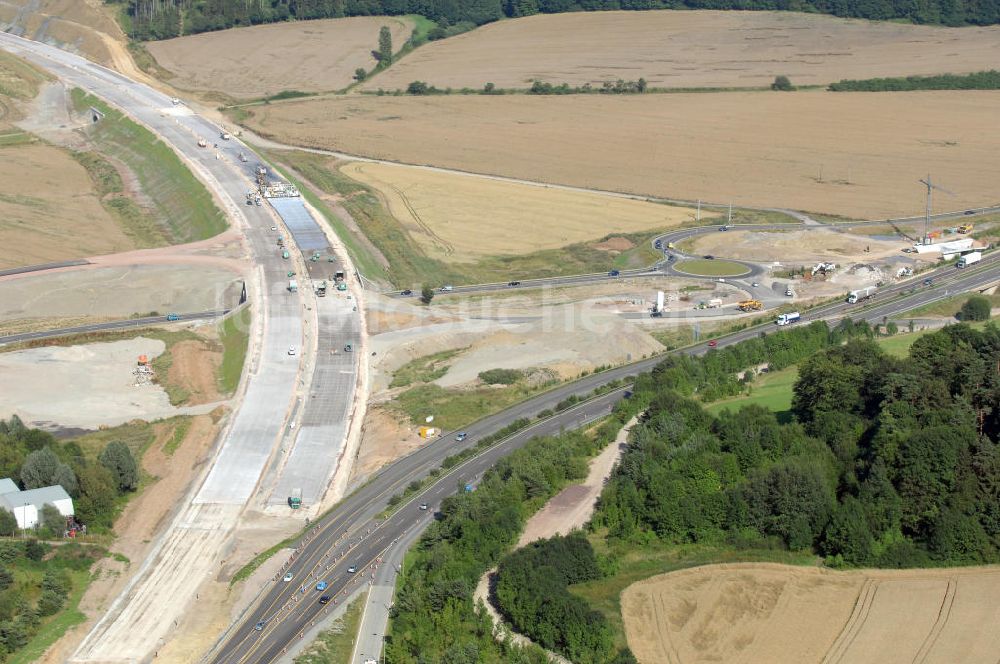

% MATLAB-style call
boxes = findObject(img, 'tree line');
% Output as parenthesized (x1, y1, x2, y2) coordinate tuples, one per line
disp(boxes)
(651, 318, 872, 402)
(111, 0, 1000, 41)
(597, 323, 1000, 566)
(385, 408, 641, 663)
(829, 70, 1000, 91)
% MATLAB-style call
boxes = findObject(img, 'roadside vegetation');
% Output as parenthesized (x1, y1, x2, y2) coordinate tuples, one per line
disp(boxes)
(70, 89, 226, 244)
(898, 292, 1000, 320)
(269, 151, 668, 288)
(294, 592, 367, 664)
(389, 348, 464, 389)
(388, 319, 1000, 661)
(830, 70, 1000, 91)
(218, 306, 251, 395)
(392, 370, 558, 430)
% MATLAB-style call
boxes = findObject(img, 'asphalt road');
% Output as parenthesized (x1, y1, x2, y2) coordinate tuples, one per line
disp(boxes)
(0, 310, 228, 346)
(210, 252, 1000, 663)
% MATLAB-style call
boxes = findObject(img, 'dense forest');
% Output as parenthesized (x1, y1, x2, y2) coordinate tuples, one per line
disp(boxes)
(387, 321, 1000, 663)
(598, 323, 1000, 565)
(113, 0, 1000, 41)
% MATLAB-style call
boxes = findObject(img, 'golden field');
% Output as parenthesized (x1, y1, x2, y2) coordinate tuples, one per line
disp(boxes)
(340, 161, 701, 260)
(243, 90, 1000, 219)
(147, 16, 413, 99)
(622, 563, 1000, 664)
(364, 10, 1000, 91)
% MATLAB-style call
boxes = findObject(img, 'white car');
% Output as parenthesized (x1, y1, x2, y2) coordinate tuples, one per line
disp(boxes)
(288, 346, 296, 356)
(283, 572, 293, 582)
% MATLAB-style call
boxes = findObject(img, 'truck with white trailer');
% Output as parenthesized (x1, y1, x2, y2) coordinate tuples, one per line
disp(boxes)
(651, 290, 666, 317)
(847, 286, 877, 304)
(776, 312, 800, 326)
(288, 279, 298, 292)
(957, 251, 982, 268)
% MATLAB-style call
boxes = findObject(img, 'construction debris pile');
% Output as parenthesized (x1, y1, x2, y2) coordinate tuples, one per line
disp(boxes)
(133, 355, 155, 387)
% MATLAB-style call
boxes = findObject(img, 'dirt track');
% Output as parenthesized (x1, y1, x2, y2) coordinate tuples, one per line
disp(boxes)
(244, 90, 1000, 219)
(365, 10, 1000, 91)
(622, 563, 1000, 664)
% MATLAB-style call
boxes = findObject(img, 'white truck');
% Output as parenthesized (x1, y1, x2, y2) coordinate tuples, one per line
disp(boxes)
(847, 286, 877, 304)
(957, 251, 982, 268)
(776, 312, 800, 326)
(288, 279, 298, 292)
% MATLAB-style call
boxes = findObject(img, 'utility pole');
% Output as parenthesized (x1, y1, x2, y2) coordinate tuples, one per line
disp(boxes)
(727, 202, 732, 226)
(919, 175, 955, 244)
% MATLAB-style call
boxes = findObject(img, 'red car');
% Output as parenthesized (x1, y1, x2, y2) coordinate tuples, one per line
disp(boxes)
(707, 340, 718, 348)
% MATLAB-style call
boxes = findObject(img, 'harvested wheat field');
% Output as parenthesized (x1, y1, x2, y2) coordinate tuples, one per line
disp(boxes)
(147, 17, 413, 99)
(0, 143, 135, 268)
(685, 228, 906, 263)
(365, 10, 1000, 91)
(341, 161, 700, 259)
(245, 90, 1000, 219)
(621, 563, 1000, 664)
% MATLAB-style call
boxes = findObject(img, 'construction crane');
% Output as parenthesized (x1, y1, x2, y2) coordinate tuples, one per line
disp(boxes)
(919, 175, 955, 244)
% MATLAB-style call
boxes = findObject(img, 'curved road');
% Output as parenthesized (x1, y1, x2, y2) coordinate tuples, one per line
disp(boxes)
(210, 251, 1000, 663)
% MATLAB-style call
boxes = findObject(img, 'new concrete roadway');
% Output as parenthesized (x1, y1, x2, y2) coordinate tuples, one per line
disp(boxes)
(209, 252, 1000, 663)
(0, 32, 358, 663)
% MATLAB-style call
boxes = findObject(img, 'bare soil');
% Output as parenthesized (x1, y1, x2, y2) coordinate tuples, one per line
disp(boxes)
(0, 143, 136, 268)
(244, 90, 1000, 219)
(146, 17, 414, 99)
(684, 228, 910, 264)
(167, 339, 224, 405)
(365, 10, 1000, 91)
(341, 161, 695, 260)
(621, 563, 1000, 664)
(0, 0, 126, 67)
(37, 413, 223, 664)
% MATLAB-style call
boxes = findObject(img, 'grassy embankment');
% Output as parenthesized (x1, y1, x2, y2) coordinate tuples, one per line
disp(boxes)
(268, 151, 669, 288)
(896, 292, 1000, 319)
(219, 306, 251, 395)
(389, 348, 464, 388)
(293, 593, 367, 664)
(70, 89, 227, 244)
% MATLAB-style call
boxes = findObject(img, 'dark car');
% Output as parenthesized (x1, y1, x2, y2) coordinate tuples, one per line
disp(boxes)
(965, 210, 976, 215)
(719, 226, 728, 231)
(507, 281, 521, 287)
(704, 255, 715, 260)
(608, 270, 621, 277)
(319, 596, 331, 605)
(654, 240, 662, 248)
(707, 340, 718, 348)
(400, 289, 413, 296)
(923, 278, 934, 286)
(455, 432, 468, 442)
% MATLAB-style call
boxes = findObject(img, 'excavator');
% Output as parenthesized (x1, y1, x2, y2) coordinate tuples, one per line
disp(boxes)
(738, 299, 764, 312)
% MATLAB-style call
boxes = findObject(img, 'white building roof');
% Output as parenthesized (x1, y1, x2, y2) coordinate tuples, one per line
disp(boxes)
(0, 479, 72, 513)
(0, 478, 18, 495)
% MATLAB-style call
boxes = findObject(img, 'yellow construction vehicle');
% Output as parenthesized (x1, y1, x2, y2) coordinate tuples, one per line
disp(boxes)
(958, 223, 974, 234)
(738, 299, 764, 312)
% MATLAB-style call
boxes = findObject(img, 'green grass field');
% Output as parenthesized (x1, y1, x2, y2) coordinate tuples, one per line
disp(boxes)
(673, 259, 750, 277)
(705, 365, 799, 417)
(394, 380, 556, 431)
(71, 89, 226, 245)
(390, 348, 464, 388)
(219, 306, 251, 395)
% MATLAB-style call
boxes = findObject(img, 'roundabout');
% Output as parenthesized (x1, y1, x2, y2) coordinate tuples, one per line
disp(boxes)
(671, 258, 753, 277)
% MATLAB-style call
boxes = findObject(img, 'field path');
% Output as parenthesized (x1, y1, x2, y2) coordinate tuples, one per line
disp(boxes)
(822, 578, 880, 664)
